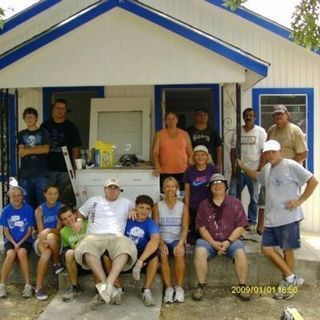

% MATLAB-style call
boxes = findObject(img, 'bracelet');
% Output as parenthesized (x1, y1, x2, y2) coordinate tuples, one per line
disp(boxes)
(226, 238, 233, 245)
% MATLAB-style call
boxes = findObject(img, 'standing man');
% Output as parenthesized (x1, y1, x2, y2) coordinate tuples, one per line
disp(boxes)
(193, 174, 250, 301)
(74, 178, 137, 308)
(187, 109, 223, 172)
(238, 140, 318, 300)
(41, 98, 81, 206)
(18, 107, 49, 209)
(229, 108, 267, 228)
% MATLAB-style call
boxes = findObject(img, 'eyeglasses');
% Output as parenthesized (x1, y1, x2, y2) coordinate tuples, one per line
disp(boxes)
(211, 180, 225, 185)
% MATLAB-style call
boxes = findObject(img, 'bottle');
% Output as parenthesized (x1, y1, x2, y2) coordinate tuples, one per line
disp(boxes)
(94, 149, 100, 167)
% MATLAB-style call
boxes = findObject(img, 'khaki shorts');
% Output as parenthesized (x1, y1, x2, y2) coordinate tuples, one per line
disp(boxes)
(33, 233, 62, 256)
(75, 234, 137, 271)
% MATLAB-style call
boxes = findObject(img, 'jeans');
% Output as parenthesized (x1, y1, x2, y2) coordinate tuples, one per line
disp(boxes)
(229, 172, 259, 224)
(20, 176, 48, 209)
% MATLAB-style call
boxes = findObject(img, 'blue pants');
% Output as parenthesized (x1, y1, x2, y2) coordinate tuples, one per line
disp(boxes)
(229, 172, 259, 224)
(20, 176, 48, 209)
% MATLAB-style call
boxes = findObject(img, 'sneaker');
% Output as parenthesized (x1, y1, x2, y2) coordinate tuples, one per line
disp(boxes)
(22, 284, 33, 298)
(63, 285, 82, 302)
(163, 287, 174, 304)
(0, 283, 7, 298)
(96, 282, 121, 305)
(90, 293, 105, 310)
(35, 288, 48, 301)
(193, 284, 205, 301)
(142, 289, 155, 306)
(174, 286, 185, 303)
(53, 263, 64, 275)
(235, 285, 251, 301)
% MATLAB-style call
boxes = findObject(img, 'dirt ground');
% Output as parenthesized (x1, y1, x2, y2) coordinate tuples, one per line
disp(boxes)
(1, 284, 319, 319)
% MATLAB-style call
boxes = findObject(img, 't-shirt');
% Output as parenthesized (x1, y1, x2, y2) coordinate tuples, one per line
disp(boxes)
(183, 164, 217, 208)
(267, 122, 308, 161)
(0, 203, 35, 243)
(18, 127, 49, 178)
(79, 195, 134, 235)
(257, 158, 312, 227)
(158, 128, 190, 173)
(196, 196, 248, 241)
(40, 201, 62, 229)
(158, 200, 184, 243)
(125, 218, 159, 251)
(41, 119, 81, 172)
(230, 125, 267, 170)
(60, 219, 88, 249)
(187, 126, 222, 163)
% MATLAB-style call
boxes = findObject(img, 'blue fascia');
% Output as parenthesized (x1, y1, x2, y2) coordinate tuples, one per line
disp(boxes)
(0, 0, 268, 77)
(252, 88, 314, 172)
(0, 0, 62, 35)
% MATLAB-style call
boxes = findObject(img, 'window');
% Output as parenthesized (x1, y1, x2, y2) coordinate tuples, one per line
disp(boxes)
(252, 88, 314, 171)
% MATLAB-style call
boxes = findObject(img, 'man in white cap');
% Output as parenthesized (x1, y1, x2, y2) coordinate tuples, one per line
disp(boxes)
(238, 140, 318, 300)
(73, 177, 137, 308)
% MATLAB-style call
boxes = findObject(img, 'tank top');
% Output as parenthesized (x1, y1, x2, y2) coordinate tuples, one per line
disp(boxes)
(158, 199, 184, 243)
(41, 202, 62, 229)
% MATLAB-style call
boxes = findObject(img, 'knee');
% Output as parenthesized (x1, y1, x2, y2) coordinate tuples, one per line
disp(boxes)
(65, 249, 75, 262)
(261, 246, 272, 257)
(47, 233, 59, 246)
(194, 247, 208, 262)
(6, 250, 17, 261)
(17, 249, 28, 260)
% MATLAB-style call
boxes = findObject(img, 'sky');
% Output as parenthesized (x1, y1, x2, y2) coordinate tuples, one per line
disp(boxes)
(0, 0, 301, 28)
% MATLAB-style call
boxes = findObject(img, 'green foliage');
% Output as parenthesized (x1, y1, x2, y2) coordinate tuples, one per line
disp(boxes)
(0, 7, 4, 29)
(291, 0, 320, 51)
(223, 0, 247, 11)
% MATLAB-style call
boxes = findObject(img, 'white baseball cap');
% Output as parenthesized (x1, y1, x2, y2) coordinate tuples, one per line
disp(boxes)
(263, 140, 281, 152)
(193, 145, 209, 154)
(105, 177, 121, 189)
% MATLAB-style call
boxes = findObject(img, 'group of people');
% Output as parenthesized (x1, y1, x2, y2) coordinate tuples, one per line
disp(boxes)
(0, 103, 317, 307)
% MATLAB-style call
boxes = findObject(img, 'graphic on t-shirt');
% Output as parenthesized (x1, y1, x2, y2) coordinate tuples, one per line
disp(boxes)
(127, 226, 145, 245)
(159, 217, 181, 226)
(192, 175, 210, 187)
(8, 215, 28, 232)
(23, 133, 43, 148)
(240, 135, 257, 145)
(192, 134, 210, 142)
(88, 202, 98, 223)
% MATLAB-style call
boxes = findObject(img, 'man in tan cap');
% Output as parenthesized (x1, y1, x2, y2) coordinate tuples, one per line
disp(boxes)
(73, 177, 137, 308)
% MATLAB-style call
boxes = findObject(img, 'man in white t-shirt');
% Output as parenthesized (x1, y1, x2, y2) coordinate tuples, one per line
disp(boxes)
(74, 178, 137, 307)
(229, 108, 267, 227)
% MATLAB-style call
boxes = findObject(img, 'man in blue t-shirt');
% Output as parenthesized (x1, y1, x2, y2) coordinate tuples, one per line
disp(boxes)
(125, 195, 160, 307)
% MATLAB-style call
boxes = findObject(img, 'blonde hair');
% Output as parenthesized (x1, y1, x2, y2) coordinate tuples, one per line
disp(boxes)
(162, 176, 179, 196)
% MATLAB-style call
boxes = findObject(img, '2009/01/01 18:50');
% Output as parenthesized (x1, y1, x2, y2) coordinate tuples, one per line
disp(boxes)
(231, 285, 298, 295)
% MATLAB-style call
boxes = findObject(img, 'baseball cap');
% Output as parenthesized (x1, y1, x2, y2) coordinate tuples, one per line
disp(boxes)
(208, 173, 228, 188)
(272, 104, 288, 115)
(263, 140, 281, 152)
(193, 145, 209, 154)
(196, 108, 209, 114)
(105, 177, 121, 189)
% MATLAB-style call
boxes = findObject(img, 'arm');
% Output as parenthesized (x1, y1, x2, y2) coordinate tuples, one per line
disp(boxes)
(219, 226, 245, 254)
(71, 146, 80, 167)
(3, 227, 17, 247)
(138, 233, 160, 262)
(152, 204, 168, 255)
(215, 146, 223, 173)
(230, 147, 237, 176)
(18, 144, 49, 158)
(185, 133, 194, 165)
(184, 183, 191, 207)
(198, 226, 221, 252)
(285, 175, 318, 210)
(16, 227, 33, 248)
(174, 204, 189, 256)
(152, 132, 161, 176)
(237, 159, 258, 181)
(293, 151, 308, 164)
(71, 211, 86, 233)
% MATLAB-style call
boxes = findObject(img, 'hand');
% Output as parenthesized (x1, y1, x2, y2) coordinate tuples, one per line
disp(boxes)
(18, 148, 29, 158)
(128, 208, 137, 220)
(132, 259, 144, 281)
(285, 198, 302, 210)
(159, 243, 169, 255)
(152, 166, 161, 177)
(218, 241, 230, 255)
(173, 243, 185, 257)
(72, 220, 83, 234)
(237, 159, 245, 170)
(14, 243, 20, 252)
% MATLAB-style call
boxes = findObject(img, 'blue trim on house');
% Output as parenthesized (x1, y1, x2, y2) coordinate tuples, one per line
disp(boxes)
(42, 86, 105, 121)
(154, 84, 220, 132)
(252, 88, 314, 172)
(0, 0, 61, 35)
(0, 0, 268, 77)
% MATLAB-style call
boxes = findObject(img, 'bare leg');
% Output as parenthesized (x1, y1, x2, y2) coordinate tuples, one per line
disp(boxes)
(84, 253, 107, 283)
(233, 249, 248, 284)
(159, 253, 172, 288)
(36, 245, 52, 290)
(144, 256, 158, 289)
(106, 253, 128, 285)
(65, 250, 78, 286)
(47, 233, 60, 265)
(257, 209, 264, 234)
(17, 248, 30, 284)
(174, 255, 185, 287)
(283, 249, 295, 274)
(194, 247, 209, 284)
(1, 250, 16, 283)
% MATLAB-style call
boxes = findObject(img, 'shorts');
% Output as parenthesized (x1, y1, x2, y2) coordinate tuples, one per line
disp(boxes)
(262, 221, 301, 250)
(5, 241, 32, 253)
(164, 240, 186, 256)
(195, 238, 245, 259)
(75, 234, 137, 271)
(33, 234, 63, 256)
(257, 186, 265, 208)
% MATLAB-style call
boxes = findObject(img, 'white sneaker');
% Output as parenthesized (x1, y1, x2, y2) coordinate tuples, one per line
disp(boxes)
(0, 283, 7, 298)
(96, 282, 121, 305)
(22, 284, 33, 298)
(174, 286, 184, 303)
(142, 289, 155, 306)
(163, 287, 174, 304)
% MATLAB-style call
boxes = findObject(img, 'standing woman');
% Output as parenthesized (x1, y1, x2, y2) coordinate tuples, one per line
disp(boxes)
(183, 145, 217, 244)
(152, 177, 189, 304)
(152, 111, 193, 190)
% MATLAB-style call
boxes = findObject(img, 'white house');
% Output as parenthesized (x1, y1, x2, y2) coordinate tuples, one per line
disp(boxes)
(0, 0, 319, 231)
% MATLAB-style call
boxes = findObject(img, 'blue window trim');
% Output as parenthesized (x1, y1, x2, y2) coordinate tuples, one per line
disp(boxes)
(206, 0, 320, 55)
(252, 88, 314, 172)
(0, 0, 268, 77)
(0, 0, 61, 35)
(42, 86, 105, 121)
(154, 84, 220, 132)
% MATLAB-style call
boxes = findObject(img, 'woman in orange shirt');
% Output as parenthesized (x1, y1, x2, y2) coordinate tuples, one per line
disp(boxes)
(152, 112, 193, 191)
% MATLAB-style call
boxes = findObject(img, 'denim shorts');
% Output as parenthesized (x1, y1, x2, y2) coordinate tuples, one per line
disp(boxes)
(195, 238, 245, 259)
(262, 221, 301, 250)
(165, 240, 185, 256)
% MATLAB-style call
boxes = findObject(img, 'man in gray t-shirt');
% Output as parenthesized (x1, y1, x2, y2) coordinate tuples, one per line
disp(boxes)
(238, 140, 318, 300)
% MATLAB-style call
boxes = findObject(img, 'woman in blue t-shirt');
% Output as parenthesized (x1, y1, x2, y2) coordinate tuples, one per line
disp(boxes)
(34, 185, 63, 300)
(0, 186, 35, 298)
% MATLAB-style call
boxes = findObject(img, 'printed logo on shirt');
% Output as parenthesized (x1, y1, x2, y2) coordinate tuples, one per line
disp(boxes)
(240, 135, 257, 145)
(272, 177, 284, 188)
(192, 176, 210, 187)
(159, 217, 181, 226)
(88, 202, 98, 223)
(192, 134, 210, 142)
(127, 226, 145, 246)
(8, 215, 28, 232)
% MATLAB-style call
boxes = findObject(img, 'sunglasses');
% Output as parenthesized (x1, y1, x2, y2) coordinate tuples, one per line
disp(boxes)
(211, 180, 225, 185)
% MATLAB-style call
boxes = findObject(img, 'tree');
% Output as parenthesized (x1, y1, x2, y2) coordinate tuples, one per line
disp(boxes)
(223, 0, 320, 51)
(0, 7, 4, 29)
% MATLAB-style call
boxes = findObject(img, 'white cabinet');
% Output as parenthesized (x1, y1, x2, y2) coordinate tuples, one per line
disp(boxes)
(76, 168, 160, 204)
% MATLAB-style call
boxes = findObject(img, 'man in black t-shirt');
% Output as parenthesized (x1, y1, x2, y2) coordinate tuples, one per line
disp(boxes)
(18, 107, 50, 209)
(187, 109, 223, 172)
(41, 98, 81, 206)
